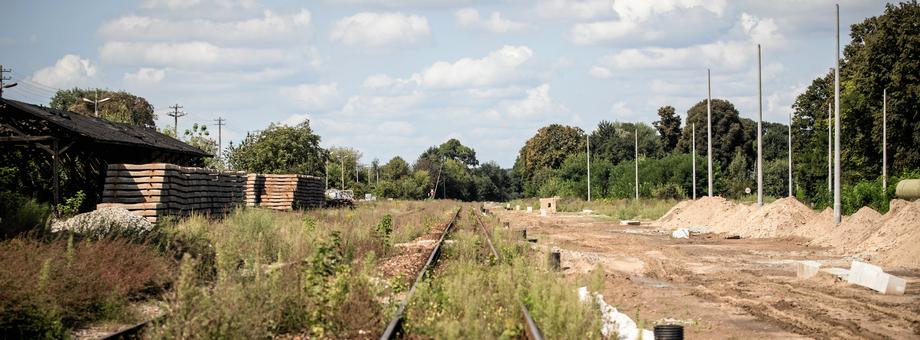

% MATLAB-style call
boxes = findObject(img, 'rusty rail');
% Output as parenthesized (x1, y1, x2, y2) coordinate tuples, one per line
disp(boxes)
(475, 209, 544, 340)
(380, 207, 463, 340)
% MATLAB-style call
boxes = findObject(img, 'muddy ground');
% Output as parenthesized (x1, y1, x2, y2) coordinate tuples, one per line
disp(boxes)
(491, 208, 920, 339)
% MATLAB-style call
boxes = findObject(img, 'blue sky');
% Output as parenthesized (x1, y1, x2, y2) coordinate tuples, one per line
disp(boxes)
(0, 0, 888, 167)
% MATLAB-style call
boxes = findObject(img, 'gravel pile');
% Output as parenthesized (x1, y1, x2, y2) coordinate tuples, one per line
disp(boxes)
(51, 208, 155, 240)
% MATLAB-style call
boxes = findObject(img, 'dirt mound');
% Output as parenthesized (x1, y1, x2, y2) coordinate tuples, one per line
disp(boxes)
(658, 196, 738, 230)
(809, 206, 881, 252)
(736, 197, 816, 238)
(793, 208, 834, 238)
(858, 199, 920, 268)
(657, 200, 693, 223)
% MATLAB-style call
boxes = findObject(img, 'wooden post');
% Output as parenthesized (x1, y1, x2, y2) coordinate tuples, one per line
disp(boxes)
(52, 139, 60, 214)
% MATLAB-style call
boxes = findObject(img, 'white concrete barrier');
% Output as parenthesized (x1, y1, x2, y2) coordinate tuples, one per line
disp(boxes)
(795, 261, 822, 279)
(847, 261, 906, 295)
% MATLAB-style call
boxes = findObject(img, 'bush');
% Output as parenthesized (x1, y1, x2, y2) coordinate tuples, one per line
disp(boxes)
(0, 191, 51, 239)
(651, 183, 686, 200)
(0, 238, 172, 336)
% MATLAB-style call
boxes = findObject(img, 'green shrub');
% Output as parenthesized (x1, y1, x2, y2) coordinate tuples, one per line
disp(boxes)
(56, 190, 86, 217)
(0, 191, 51, 239)
(651, 183, 686, 200)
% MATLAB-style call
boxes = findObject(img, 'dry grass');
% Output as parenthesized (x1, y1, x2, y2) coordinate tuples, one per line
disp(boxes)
(0, 236, 172, 338)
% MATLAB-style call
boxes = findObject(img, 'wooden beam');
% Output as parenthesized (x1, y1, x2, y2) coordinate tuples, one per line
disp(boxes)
(0, 136, 55, 142)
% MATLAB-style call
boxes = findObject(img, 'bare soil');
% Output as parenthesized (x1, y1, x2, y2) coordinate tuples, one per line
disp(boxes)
(492, 208, 920, 339)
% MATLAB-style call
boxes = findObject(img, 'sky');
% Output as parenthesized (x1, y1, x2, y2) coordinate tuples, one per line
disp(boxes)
(0, 0, 889, 167)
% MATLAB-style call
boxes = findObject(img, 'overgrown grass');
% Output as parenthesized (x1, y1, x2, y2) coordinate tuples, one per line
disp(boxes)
(148, 200, 457, 339)
(0, 236, 172, 338)
(509, 197, 677, 220)
(404, 210, 602, 339)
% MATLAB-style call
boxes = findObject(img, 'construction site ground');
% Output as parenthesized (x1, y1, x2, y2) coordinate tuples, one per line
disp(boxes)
(491, 208, 920, 339)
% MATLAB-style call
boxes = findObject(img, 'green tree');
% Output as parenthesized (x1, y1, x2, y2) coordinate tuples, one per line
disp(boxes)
(725, 149, 752, 198)
(50, 88, 156, 127)
(653, 105, 681, 154)
(676, 99, 751, 171)
(380, 156, 411, 181)
(590, 121, 660, 165)
(226, 121, 325, 176)
(514, 124, 585, 183)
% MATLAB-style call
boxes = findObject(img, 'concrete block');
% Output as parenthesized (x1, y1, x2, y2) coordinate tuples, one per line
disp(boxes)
(820, 267, 850, 280)
(527, 206, 532, 213)
(540, 208, 547, 217)
(515, 205, 520, 211)
(619, 220, 640, 226)
(795, 261, 821, 279)
(847, 261, 907, 295)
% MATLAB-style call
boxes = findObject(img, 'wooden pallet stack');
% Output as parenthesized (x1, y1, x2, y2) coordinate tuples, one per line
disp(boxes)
(244, 174, 324, 210)
(98, 163, 246, 222)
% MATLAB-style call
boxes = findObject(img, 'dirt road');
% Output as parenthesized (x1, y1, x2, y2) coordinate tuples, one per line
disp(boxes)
(492, 208, 920, 339)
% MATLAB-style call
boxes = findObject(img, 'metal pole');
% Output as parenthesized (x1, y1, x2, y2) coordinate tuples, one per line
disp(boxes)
(94, 91, 99, 117)
(828, 102, 832, 193)
(635, 128, 639, 200)
(692, 123, 696, 199)
(340, 156, 345, 190)
(834, 4, 842, 225)
(707, 69, 713, 197)
(788, 110, 793, 197)
(882, 88, 887, 193)
(586, 134, 591, 202)
(325, 162, 328, 190)
(757, 44, 763, 205)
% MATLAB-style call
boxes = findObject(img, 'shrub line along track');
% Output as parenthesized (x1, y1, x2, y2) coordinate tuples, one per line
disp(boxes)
(380, 206, 545, 340)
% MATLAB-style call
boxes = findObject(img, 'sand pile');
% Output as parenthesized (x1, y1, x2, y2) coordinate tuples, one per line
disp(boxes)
(858, 199, 920, 268)
(657, 196, 920, 269)
(809, 207, 882, 252)
(658, 196, 738, 230)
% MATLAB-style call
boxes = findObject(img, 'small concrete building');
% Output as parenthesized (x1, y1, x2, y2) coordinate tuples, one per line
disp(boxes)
(539, 196, 559, 213)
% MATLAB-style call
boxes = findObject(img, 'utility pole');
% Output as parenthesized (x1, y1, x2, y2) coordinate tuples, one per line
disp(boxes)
(0, 65, 17, 98)
(692, 123, 696, 200)
(757, 44, 763, 206)
(828, 102, 832, 194)
(586, 134, 591, 202)
(214, 117, 225, 160)
(834, 4, 842, 225)
(82, 90, 110, 117)
(340, 155, 345, 190)
(707, 68, 713, 197)
(325, 161, 329, 191)
(634, 128, 639, 200)
(882, 88, 887, 194)
(788, 110, 793, 197)
(167, 104, 186, 137)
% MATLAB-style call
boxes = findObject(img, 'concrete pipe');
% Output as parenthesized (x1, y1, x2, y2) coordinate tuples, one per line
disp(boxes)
(895, 179, 920, 200)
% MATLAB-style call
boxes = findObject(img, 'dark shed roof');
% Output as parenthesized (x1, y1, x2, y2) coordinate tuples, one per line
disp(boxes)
(1, 98, 209, 158)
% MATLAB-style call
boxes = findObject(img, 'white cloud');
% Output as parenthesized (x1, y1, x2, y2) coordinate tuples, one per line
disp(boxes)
(480, 84, 566, 119)
(588, 66, 612, 78)
(99, 10, 312, 45)
(279, 83, 340, 110)
(421, 45, 533, 88)
(568, 0, 728, 45)
(740, 13, 784, 47)
(534, 0, 614, 21)
(330, 12, 431, 48)
(100, 41, 292, 67)
(124, 67, 166, 84)
(609, 101, 638, 119)
(340, 92, 425, 116)
(377, 121, 415, 135)
(597, 40, 752, 71)
(454, 8, 526, 33)
(30, 54, 97, 88)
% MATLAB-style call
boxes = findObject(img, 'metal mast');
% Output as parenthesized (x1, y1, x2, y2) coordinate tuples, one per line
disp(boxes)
(757, 44, 763, 205)
(692, 123, 696, 199)
(634, 128, 639, 200)
(882, 88, 887, 193)
(707, 69, 713, 197)
(586, 134, 591, 202)
(834, 4, 842, 225)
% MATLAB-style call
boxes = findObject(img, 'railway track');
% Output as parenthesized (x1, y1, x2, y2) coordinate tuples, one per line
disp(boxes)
(380, 205, 544, 340)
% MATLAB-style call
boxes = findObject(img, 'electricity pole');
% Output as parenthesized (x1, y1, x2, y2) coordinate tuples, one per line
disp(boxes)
(586, 134, 591, 202)
(828, 102, 832, 194)
(882, 88, 887, 193)
(167, 104, 186, 137)
(834, 4, 842, 225)
(788, 110, 793, 197)
(757, 44, 763, 206)
(82, 90, 110, 117)
(634, 128, 639, 200)
(0, 65, 18, 98)
(707, 68, 713, 197)
(214, 117, 225, 160)
(692, 123, 696, 199)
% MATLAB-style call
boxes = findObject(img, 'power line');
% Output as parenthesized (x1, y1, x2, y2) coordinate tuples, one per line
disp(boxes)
(1, 64, 16, 98)
(166, 104, 186, 138)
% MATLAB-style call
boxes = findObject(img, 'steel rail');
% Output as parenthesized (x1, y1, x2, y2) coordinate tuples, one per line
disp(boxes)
(474, 209, 544, 340)
(380, 207, 462, 340)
